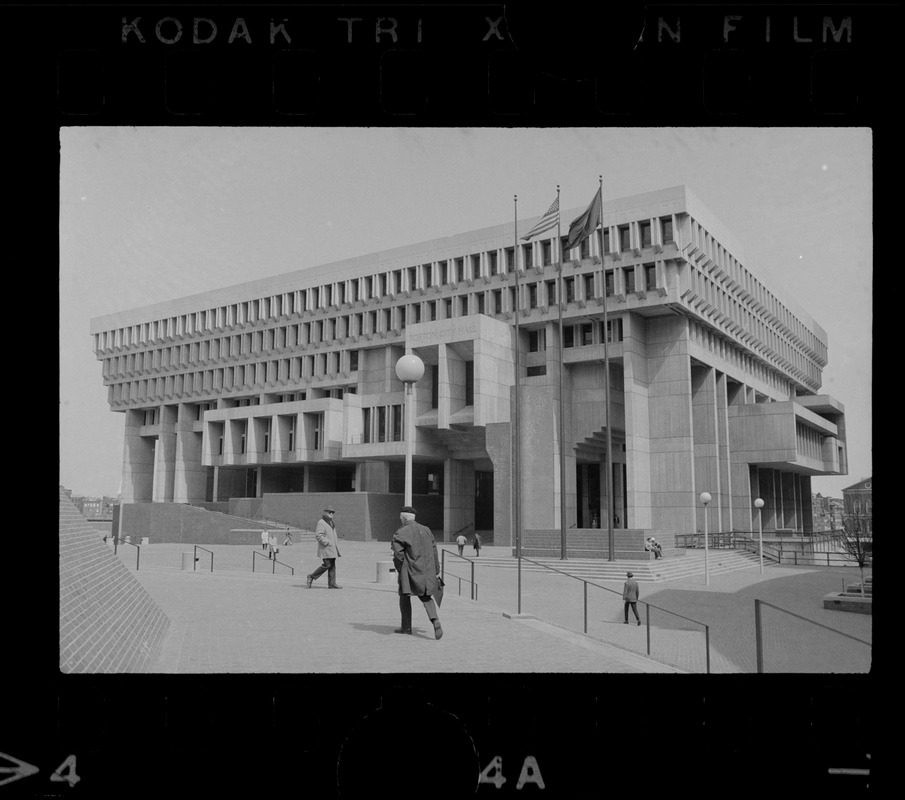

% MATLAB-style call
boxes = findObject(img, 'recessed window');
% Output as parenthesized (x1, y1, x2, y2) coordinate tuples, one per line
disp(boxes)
(527, 365, 546, 377)
(563, 327, 575, 348)
(624, 267, 636, 293)
(640, 221, 652, 248)
(661, 216, 674, 243)
(528, 329, 546, 352)
(619, 226, 631, 252)
(644, 263, 657, 290)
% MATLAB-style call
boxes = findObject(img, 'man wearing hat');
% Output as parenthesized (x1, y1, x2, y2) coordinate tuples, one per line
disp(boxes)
(622, 571, 641, 625)
(391, 505, 443, 638)
(307, 507, 342, 589)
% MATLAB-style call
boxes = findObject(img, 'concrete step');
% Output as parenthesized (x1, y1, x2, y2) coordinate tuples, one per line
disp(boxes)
(452, 549, 765, 583)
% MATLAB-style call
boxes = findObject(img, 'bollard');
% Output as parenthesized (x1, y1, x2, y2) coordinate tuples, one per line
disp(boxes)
(376, 561, 397, 584)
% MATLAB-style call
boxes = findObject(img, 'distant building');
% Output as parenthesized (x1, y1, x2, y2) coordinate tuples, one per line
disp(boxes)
(811, 493, 844, 532)
(89, 185, 848, 546)
(842, 477, 872, 536)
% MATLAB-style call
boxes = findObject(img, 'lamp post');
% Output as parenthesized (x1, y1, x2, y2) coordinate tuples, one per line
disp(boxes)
(754, 498, 765, 574)
(700, 491, 712, 586)
(395, 354, 425, 507)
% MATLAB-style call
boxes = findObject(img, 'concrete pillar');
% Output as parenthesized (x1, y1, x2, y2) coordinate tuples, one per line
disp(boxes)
(621, 314, 652, 531)
(173, 404, 207, 504)
(443, 459, 474, 542)
(646, 318, 696, 534)
(715, 371, 732, 531)
(692, 364, 721, 531)
(121, 409, 155, 503)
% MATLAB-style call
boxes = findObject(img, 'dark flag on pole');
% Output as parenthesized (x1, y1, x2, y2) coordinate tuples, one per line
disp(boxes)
(565, 190, 602, 251)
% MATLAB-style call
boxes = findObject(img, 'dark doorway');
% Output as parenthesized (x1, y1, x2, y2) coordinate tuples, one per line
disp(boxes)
(475, 470, 494, 530)
(577, 462, 601, 528)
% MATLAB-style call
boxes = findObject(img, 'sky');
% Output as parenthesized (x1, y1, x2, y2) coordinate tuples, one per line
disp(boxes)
(59, 126, 871, 499)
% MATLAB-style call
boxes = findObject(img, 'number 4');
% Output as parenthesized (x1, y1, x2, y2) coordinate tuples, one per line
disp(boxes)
(50, 755, 80, 787)
(478, 756, 545, 790)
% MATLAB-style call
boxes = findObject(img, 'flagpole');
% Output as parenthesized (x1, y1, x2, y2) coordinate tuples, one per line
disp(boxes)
(556, 186, 567, 560)
(513, 194, 522, 613)
(598, 176, 615, 562)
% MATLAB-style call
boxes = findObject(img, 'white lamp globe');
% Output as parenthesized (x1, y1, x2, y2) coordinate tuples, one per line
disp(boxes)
(754, 498, 764, 509)
(700, 492, 712, 505)
(395, 354, 425, 383)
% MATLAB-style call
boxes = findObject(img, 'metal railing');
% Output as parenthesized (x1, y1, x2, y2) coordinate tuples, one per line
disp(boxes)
(194, 545, 214, 572)
(517, 555, 712, 673)
(116, 538, 141, 570)
(252, 549, 295, 575)
(440, 549, 478, 600)
(754, 599, 871, 673)
(675, 530, 871, 568)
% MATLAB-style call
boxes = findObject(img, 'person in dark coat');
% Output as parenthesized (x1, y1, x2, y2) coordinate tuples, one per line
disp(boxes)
(623, 571, 641, 625)
(391, 506, 443, 639)
(472, 532, 482, 556)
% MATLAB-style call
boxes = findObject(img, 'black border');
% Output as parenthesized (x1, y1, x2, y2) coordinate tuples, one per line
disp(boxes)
(13, 2, 886, 796)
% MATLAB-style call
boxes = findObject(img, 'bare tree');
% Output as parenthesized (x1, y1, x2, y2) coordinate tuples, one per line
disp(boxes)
(839, 511, 872, 596)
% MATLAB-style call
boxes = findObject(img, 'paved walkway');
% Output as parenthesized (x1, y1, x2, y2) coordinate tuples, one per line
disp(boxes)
(112, 540, 872, 674)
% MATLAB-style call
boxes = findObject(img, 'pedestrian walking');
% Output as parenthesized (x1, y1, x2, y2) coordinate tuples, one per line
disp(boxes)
(473, 532, 482, 557)
(268, 532, 279, 560)
(261, 529, 269, 551)
(456, 532, 467, 556)
(623, 571, 641, 625)
(307, 507, 342, 588)
(391, 505, 443, 638)
(282, 526, 293, 547)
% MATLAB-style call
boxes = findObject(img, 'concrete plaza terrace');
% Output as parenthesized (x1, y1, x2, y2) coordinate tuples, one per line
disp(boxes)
(112, 540, 872, 674)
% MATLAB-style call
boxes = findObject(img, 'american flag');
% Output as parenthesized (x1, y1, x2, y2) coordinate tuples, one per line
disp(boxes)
(521, 196, 559, 241)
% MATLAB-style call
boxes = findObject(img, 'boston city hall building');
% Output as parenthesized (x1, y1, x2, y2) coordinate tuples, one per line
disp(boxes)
(90, 185, 847, 554)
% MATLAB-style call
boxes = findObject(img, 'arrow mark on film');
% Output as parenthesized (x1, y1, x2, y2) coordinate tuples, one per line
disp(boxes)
(0, 752, 40, 788)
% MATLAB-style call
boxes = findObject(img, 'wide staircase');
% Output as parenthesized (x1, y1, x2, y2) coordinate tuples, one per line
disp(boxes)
(462, 547, 764, 583)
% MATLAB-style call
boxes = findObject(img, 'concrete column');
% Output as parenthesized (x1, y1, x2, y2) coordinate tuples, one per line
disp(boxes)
(486, 422, 514, 547)
(173, 404, 207, 504)
(692, 364, 721, 531)
(715, 371, 732, 531)
(152, 406, 178, 502)
(646, 318, 696, 534)
(121, 409, 155, 503)
(621, 314, 652, 531)
(443, 459, 474, 542)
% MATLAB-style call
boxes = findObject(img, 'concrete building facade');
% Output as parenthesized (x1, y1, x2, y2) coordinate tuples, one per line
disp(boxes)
(90, 186, 848, 549)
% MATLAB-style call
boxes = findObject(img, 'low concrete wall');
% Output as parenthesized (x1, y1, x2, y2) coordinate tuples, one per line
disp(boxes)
(822, 593, 872, 615)
(521, 529, 672, 559)
(119, 493, 446, 546)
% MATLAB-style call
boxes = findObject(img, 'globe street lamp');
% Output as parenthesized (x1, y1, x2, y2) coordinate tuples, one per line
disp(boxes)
(754, 498, 765, 574)
(395, 354, 425, 507)
(700, 491, 712, 586)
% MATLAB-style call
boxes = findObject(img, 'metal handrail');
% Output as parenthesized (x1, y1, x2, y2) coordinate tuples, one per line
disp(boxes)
(194, 545, 214, 572)
(517, 555, 712, 673)
(440, 549, 478, 600)
(118, 538, 140, 570)
(252, 549, 295, 576)
(754, 598, 871, 673)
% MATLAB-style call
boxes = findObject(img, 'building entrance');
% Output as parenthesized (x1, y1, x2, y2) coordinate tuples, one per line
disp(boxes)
(576, 462, 602, 528)
(475, 470, 494, 530)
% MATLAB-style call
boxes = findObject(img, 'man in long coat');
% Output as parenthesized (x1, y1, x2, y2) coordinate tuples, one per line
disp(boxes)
(391, 505, 443, 639)
(306, 507, 342, 589)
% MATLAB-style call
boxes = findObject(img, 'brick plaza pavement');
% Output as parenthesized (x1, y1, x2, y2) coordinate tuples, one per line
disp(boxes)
(113, 539, 872, 674)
